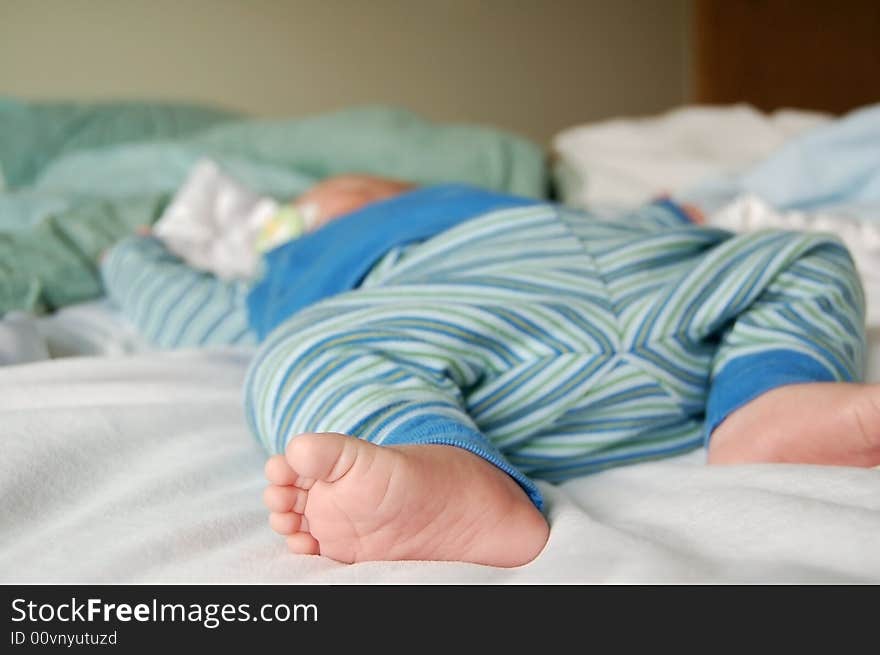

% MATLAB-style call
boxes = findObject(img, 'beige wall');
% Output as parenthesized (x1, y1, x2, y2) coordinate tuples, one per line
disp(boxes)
(0, 0, 690, 145)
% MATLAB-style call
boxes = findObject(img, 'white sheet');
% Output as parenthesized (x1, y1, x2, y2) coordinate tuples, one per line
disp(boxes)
(552, 104, 828, 209)
(2, 347, 880, 583)
(0, 299, 151, 366)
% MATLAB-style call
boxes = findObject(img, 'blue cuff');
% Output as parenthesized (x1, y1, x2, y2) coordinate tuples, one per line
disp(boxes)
(705, 349, 844, 445)
(380, 413, 544, 511)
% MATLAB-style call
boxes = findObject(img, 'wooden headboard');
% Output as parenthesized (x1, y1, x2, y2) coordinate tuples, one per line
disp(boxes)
(693, 0, 880, 114)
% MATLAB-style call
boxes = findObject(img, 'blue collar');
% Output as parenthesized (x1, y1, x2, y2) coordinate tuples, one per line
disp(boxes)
(246, 183, 540, 339)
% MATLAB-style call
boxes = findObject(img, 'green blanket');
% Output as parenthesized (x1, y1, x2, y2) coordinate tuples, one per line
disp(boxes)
(0, 99, 547, 315)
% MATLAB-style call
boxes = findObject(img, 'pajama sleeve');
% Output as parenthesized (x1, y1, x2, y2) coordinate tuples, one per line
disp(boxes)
(101, 235, 255, 348)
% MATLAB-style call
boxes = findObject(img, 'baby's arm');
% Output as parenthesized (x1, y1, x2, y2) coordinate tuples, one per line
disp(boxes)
(100, 236, 254, 348)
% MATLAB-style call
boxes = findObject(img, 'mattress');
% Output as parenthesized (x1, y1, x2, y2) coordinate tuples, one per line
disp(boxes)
(1, 304, 880, 583)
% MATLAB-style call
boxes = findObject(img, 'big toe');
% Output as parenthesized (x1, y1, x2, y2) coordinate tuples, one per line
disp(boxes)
(286, 432, 368, 483)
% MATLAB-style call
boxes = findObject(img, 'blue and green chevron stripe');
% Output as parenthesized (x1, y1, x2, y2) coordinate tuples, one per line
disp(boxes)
(242, 201, 864, 506)
(101, 198, 864, 508)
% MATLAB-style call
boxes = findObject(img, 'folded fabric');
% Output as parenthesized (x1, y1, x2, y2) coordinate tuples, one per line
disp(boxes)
(189, 106, 547, 199)
(0, 97, 239, 190)
(0, 193, 168, 314)
(0, 102, 547, 316)
(553, 104, 827, 209)
(694, 103, 880, 217)
(0, 299, 150, 366)
(246, 184, 540, 339)
(709, 194, 880, 325)
(0, 312, 49, 365)
(152, 159, 281, 280)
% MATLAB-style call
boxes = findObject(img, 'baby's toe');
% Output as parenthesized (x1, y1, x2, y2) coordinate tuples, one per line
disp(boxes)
(286, 532, 320, 555)
(265, 454, 298, 485)
(263, 485, 308, 513)
(269, 512, 306, 535)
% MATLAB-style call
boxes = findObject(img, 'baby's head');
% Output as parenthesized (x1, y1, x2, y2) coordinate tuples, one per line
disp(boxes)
(294, 174, 415, 231)
(254, 174, 416, 255)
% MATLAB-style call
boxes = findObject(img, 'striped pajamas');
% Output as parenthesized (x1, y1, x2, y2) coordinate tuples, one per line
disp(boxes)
(102, 236, 256, 349)
(103, 200, 865, 508)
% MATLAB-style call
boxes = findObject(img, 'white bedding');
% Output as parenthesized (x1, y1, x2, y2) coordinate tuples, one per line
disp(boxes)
(2, 340, 880, 583)
(4, 186, 880, 582)
(5, 100, 880, 583)
(552, 104, 828, 210)
(0, 300, 150, 366)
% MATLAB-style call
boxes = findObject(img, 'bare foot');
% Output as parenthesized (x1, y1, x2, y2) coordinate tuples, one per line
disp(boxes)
(263, 433, 548, 567)
(708, 382, 880, 467)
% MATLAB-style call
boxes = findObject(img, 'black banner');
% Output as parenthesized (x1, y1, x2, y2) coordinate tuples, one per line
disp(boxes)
(1, 585, 872, 649)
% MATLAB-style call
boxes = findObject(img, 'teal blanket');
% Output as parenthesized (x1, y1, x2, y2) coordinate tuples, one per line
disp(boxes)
(0, 99, 546, 315)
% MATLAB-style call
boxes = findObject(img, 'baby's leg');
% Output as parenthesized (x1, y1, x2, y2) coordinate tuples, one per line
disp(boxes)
(248, 302, 548, 566)
(101, 236, 255, 348)
(703, 233, 879, 466)
(709, 382, 880, 466)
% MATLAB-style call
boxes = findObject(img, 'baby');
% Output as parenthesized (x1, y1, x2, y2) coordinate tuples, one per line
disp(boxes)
(292, 174, 416, 230)
(101, 174, 879, 568)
